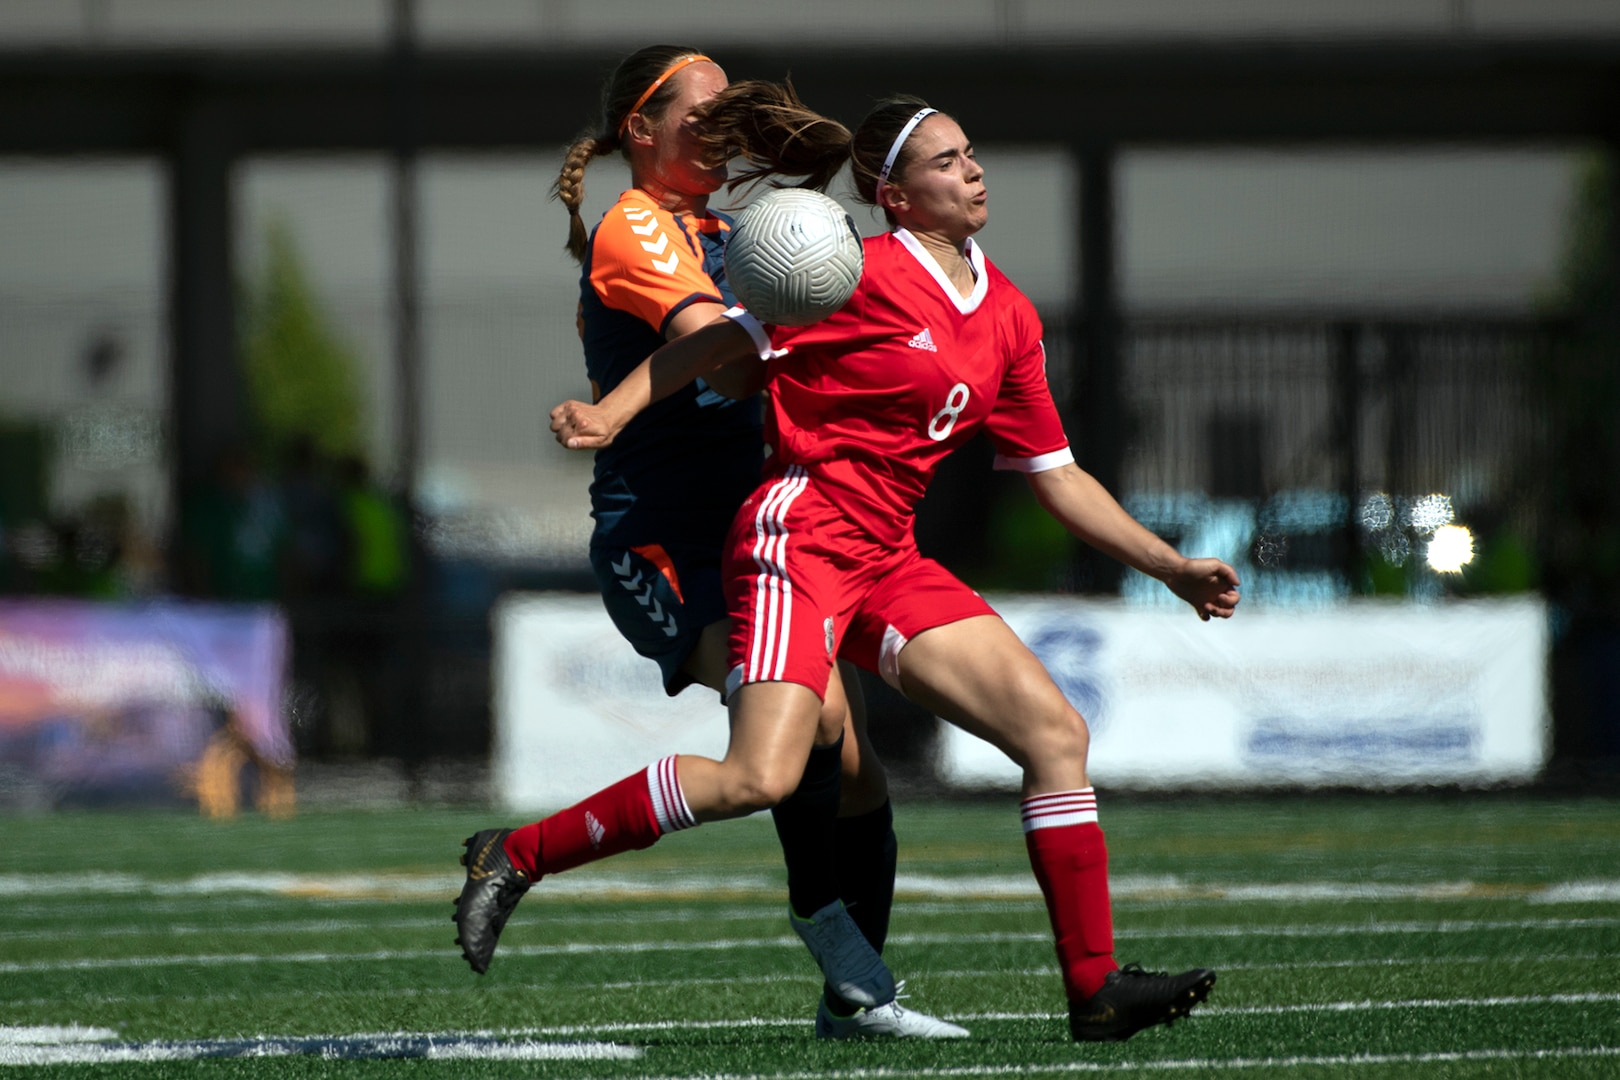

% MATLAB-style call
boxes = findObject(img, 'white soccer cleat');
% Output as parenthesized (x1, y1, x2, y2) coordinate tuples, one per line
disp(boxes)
(789, 899, 896, 1009)
(815, 989, 971, 1040)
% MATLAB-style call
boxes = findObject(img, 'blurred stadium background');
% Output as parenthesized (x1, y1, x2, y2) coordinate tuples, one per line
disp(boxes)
(2, 0, 1618, 810)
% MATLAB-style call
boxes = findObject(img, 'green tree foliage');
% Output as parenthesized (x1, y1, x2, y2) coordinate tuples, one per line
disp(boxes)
(1538, 152, 1620, 604)
(241, 219, 368, 464)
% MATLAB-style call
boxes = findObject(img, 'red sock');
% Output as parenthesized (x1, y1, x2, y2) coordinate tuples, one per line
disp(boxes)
(503, 756, 697, 878)
(1022, 788, 1118, 1001)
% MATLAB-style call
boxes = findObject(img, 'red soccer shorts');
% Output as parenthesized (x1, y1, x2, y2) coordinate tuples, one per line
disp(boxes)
(722, 464, 997, 700)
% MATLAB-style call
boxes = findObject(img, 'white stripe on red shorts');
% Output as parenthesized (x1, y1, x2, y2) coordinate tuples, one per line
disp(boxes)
(747, 465, 809, 683)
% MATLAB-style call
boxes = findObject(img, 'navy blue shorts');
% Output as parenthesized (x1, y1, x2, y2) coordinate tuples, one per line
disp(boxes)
(590, 541, 730, 696)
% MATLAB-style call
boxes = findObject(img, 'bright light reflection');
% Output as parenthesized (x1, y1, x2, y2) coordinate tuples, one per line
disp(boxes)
(1407, 494, 1455, 535)
(1359, 492, 1394, 531)
(1426, 524, 1475, 573)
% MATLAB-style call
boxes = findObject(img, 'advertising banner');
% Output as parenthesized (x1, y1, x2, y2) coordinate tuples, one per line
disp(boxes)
(939, 596, 1549, 789)
(0, 600, 291, 812)
(494, 594, 730, 811)
(493, 594, 1549, 808)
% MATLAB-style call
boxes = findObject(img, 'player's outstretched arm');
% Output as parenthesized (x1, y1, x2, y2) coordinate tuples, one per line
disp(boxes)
(549, 316, 759, 450)
(1025, 463, 1240, 621)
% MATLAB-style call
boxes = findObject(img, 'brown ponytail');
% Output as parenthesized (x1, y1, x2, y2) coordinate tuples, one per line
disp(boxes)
(696, 79, 853, 194)
(551, 44, 706, 264)
(552, 134, 614, 263)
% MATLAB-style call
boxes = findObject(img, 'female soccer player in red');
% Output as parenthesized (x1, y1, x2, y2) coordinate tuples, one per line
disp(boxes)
(452, 49, 961, 1039)
(500, 90, 1239, 1042)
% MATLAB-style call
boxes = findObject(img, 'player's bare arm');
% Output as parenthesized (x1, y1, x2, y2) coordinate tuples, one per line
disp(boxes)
(550, 315, 758, 450)
(1025, 462, 1240, 621)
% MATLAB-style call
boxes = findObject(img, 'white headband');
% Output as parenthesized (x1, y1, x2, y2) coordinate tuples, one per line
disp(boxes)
(876, 107, 937, 191)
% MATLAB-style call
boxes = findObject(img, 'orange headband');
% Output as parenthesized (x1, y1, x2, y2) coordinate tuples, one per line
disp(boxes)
(617, 54, 713, 136)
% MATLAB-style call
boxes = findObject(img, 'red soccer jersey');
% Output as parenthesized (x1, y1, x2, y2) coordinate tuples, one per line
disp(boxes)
(758, 229, 1073, 550)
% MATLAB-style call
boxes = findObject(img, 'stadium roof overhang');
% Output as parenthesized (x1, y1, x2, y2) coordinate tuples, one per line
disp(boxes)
(2, 38, 1616, 528)
(2, 38, 1619, 154)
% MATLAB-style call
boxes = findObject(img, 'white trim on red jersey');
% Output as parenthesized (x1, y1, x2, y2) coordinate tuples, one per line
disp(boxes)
(754, 231, 1071, 550)
(892, 228, 988, 314)
(994, 446, 1077, 474)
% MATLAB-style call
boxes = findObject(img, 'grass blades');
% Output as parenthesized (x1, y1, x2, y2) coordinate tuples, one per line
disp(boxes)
(1, 795, 1617, 1077)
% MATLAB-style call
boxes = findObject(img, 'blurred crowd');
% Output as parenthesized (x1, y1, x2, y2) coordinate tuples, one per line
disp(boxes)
(0, 436, 418, 760)
(0, 437, 410, 606)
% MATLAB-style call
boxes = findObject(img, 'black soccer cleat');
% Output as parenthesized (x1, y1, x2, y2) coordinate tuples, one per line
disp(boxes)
(452, 828, 531, 974)
(1068, 963, 1216, 1042)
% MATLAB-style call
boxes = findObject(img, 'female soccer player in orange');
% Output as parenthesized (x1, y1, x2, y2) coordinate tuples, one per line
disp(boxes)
(540, 90, 1241, 1042)
(452, 48, 961, 1039)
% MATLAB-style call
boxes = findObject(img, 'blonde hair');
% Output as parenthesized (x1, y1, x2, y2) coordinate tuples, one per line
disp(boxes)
(552, 45, 707, 263)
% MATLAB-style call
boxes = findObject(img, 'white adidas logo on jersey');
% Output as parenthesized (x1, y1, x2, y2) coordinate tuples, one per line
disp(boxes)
(907, 328, 938, 352)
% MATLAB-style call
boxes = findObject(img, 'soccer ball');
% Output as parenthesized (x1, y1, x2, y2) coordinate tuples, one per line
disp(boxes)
(724, 188, 864, 326)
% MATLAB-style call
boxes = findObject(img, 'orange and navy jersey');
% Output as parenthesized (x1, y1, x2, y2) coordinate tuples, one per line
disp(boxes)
(579, 189, 763, 550)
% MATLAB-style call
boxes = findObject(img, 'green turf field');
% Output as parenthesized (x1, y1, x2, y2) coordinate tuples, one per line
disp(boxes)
(3, 795, 1618, 1077)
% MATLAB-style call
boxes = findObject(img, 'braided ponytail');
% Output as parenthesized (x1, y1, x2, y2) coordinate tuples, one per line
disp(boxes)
(552, 134, 615, 264)
(551, 45, 710, 263)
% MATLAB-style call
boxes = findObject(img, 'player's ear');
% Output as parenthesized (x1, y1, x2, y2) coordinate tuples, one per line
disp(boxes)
(879, 182, 908, 215)
(623, 111, 656, 147)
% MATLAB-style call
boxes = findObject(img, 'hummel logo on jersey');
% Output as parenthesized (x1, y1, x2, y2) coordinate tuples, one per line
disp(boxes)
(907, 328, 938, 352)
(585, 811, 606, 849)
(609, 552, 679, 638)
(622, 205, 679, 274)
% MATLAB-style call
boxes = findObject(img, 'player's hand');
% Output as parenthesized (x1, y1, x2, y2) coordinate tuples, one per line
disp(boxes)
(549, 400, 618, 450)
(1166, 557, 1241, 621)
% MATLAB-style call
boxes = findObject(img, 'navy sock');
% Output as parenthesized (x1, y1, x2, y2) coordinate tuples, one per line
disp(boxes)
(821, 798, 898, 1014)
(771, 735, 844, 922)
(836, 798, 898, 954)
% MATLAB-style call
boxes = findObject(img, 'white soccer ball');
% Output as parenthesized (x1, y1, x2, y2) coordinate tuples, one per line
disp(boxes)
(724, 188, 864, 326)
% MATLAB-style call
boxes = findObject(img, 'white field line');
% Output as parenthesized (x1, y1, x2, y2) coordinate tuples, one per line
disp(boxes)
(945, 992, 1620, 1024)
(927, 950, 1612, 979)
(0, 906, 810, 939)
(585, 1046, 1620, 1080)
(324, 991, 1616, 1041)
(9, 1036, 1615, 1075)
(5, 871, 1620, 904)
(1, 902, 925, 943)
(3, 997, 1614, 1069)
(0, 1028, 118, 1045)
(5, 917, 1618, 976)
(373, 992, 1620, 1051)
(890, 916, 1620, 948)
(14, 952, 1613, 1011)
(1203, 992, 1620, 1016)
(6, 885, 1618, 943)
(0, 917, 446, 942)
(0, 1027, 639, 1066)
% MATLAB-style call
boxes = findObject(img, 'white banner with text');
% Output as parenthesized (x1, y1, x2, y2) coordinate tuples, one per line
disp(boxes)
(494, 594, 1548, 809)
(939, 596, 1548, 789)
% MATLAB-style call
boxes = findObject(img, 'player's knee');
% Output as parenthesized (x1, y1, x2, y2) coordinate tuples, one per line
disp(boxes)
(1013, 694, 1091, 772)
(711, 764, 801, 816)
